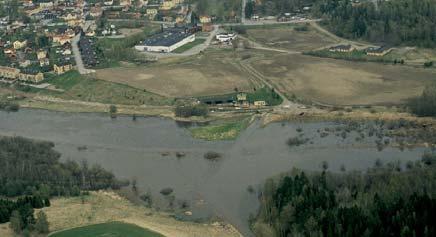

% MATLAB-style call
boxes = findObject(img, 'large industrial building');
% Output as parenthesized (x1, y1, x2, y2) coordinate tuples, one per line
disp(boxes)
(135, 28, 195, 53)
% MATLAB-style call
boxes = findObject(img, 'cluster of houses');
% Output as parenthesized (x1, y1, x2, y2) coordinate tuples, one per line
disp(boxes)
(199, 92, 267, 108)
(328, 44, 392, 57)
(0, 24, 75, 83)
(0, 66, 44, 83)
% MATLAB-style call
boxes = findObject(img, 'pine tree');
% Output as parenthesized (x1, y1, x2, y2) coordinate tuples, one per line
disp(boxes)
(35, 211, 49, 234)
(9, 210, 22, 233)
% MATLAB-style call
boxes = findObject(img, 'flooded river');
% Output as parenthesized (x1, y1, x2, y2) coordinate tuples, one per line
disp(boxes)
(0, 109, 425, 236)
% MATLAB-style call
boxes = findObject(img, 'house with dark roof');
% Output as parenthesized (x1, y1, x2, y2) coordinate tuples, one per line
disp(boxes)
(365, 46, 391, 57)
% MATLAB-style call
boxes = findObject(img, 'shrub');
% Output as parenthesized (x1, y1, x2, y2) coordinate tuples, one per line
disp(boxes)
(408, 84, 436, 117)
(286, 137, 309, 147)
(204, 151, 222, 161)
(160, 188, 173, 196)
(175, 104, 208, 117)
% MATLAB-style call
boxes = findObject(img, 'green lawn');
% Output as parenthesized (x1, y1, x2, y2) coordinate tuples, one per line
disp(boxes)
(172, 38, 206, 53)
(246, 87, 283, 106)
(45, 71, 85, 90)
(50, 222, 165, 237)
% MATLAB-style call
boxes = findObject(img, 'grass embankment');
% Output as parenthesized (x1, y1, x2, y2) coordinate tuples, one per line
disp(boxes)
(41, 71, 173, 106)
(173, 38, 206, 53)
(304, 49, 398, 63)
(189, 116, 251, 140)
(50, 222, 164, 237)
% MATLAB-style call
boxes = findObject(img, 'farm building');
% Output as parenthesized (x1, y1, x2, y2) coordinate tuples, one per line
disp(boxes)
(366, 46, 391, 56)
(216, 33, 237, 42)
(135, 28, 195, 53)
(328, 44, 354, 53)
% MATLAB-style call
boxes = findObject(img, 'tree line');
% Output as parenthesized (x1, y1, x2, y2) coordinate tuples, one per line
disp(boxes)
(247, 0, 436, 47)
(0, 136, 127, 198)
(253, 152, 436, 237)
(0, 136, 128, 236)
(313, 0, 436, 47)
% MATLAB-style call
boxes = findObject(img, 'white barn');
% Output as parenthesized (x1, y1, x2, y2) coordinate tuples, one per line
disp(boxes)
(135, 28, 195, 53)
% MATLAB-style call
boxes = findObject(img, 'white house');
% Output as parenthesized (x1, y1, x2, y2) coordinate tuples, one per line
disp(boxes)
(216, 33, 236, 42)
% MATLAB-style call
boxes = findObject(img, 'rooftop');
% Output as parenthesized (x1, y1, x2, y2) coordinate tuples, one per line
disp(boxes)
(142, 28, 193, 47)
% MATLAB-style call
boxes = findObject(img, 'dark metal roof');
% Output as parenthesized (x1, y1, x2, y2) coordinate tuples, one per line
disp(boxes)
(142, 28, 193, 47)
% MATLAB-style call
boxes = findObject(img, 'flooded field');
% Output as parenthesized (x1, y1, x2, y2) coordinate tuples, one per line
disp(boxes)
(0, 109, 425, 236)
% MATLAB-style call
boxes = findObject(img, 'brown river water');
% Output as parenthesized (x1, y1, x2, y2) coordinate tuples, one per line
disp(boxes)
(0, 109, 425, 236)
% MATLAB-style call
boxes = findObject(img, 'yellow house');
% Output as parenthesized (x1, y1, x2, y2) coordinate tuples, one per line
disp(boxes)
(53, 63, 73, 75)
(37, 50, 47, 60)
(199, 15, 211, 23)
(13, 40, 27, 50)
(254, 101, 267, 106)
(67, 18, 83, 27)
(52, 35, 72, 45)
(120, 0, 132, 6)
(176, 16, 185, 23)
(146, 8, 158, 19)
(19, 72, 44, 83)
(236, 93, 247, 102)
(0, 66, 20, 79)
(160, 0, 175, 10)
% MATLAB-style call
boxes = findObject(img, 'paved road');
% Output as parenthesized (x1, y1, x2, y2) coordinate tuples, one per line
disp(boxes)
(72, 34, 95, 75)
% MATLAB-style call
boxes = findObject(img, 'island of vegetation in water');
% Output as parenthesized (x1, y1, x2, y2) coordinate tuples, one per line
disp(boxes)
(252, 153, 436, 237)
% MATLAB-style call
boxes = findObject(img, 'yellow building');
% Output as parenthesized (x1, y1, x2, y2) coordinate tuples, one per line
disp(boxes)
(254, 101, 267, 106)
(0, 66, 20, 79)
(160, 0, 175, 10)
(19, 72, 44, 83)
(13, 40, 27, 50)
(199, 15, 211, 23)
(53, 63, 73, 75)
(52, 35, 72, 45)
(37, 50, 47, 60)
(146, 8, 158, 19)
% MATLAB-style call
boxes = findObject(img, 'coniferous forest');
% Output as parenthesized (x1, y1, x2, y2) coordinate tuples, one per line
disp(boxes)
(0, 136, 127, 229)
(253, 153, 436, 237)
(249, 0, 436, 47)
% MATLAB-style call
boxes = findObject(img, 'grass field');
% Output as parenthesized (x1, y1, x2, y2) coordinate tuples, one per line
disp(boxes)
(50, 222, 164, 237)
(250, 53, 436, 106)
(173, 38, 206, 53)
(31, 191, 241, 237)
(189, 116, 251, 140)
(42, 71, 173, 106)
(95, 49, 254, 97)
(245, 24, 338, 51)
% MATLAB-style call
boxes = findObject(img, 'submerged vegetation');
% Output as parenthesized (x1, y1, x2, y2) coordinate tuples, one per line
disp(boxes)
(408, 83, 436, 117)
(253, 153, 436, 237)
(189, 117, 251, 140)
